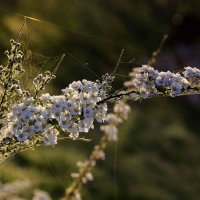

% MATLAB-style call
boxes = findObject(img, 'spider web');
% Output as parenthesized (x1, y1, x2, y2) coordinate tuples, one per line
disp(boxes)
(0, 10, 161, 199)
(8, 16, 150, 109)
(15, 17, 66, 94)
(13, 17, 131, 197)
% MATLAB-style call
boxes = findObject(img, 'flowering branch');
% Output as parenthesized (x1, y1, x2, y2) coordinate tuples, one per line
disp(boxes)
(0, 179, 53, 200)
(98, 86, 199, 105)
(98, 65, 200, 104)
(0, 37, 199, 200)
(124, 65, 200, 99)
(0, 179, 32, 199)
(62, 36, 200, 200)
(62, 102, 130, 200)
(0, 39, 200, 166)
(0, 40, 26, 120)
(62, 67, 200, 199)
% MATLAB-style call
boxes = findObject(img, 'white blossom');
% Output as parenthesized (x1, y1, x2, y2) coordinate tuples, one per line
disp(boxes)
(183, 66, 200, 78)
(100, 125, 118, 141)
(1, 79, 108, 145)
(32, 189, 52, 200)
(124, 65, 200, 98)
(114, 102, 131, 120)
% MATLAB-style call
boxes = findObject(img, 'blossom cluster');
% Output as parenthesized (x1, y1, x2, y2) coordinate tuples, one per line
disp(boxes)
(2, 97, 59, 146)
(124, 65, 200, 98)
(66, 101, 130, 200)
(183, 66, 200, 78)
(0, 180, 31, 200)
(33, 71, 56, 95)
(33, 190, 52, 200)
(0, 180, 52, 200)
(0, 40, 25, 97)
(1, 79, 108, 145)
(100, 101, 130, 141)
(0, 39, 31, 126)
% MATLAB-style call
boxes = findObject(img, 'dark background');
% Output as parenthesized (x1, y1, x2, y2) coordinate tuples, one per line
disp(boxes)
(0, 0, 200, 199)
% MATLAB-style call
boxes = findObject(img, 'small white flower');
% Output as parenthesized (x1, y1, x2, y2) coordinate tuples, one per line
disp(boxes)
(114, 102, 130, 120)
(100, 125, 118, 141)
(33, 121, 43, 133)
(2, 78, 108, 145)
(69, 132, 79, 140)
(155, 76, 165, 86)
(183, 66, 200, 78)
(16, 131, 29, 142)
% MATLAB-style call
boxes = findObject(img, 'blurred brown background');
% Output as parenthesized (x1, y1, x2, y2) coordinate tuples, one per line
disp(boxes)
(0, 0, 200, 199)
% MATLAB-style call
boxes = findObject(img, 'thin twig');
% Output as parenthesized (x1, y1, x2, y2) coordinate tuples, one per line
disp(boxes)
(58, 136, 92, 142)
(52, 54, 66, 75)
(97, 87, 200, 105)
(34, 54, 65, 98)
(16, 16, 27, 42)
(147, 34, 168, 66)
(112, 49, 125, 76)
(97, 90, 137, 105)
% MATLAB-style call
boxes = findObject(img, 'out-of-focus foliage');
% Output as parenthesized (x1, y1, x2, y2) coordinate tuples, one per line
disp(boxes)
(0, 0, 200, 199)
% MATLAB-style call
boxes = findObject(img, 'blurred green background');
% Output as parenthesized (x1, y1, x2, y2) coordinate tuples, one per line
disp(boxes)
(0, 0, 200, 199)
